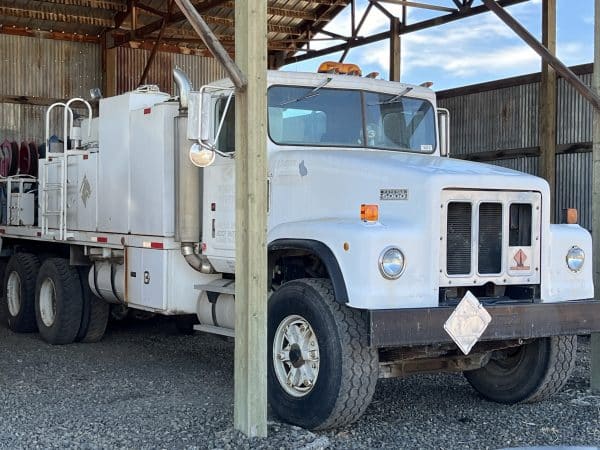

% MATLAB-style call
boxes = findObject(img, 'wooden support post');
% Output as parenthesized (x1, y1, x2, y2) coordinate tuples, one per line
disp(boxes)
(539, 0, 556, 219)
(592, 0, 600, 393)
(234, 0, 268, 438)
(389, 17, 401, 81)
(104, 46, 117, 97)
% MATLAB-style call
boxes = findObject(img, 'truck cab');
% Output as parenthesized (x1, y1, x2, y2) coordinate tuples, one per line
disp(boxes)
(185, 65, 595, 429)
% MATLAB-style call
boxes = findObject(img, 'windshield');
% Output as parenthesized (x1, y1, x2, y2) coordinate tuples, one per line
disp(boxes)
(267, 85, 436, 153)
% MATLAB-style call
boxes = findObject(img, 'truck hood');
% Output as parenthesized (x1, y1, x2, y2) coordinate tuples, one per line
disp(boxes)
(270, 148, 549, 195)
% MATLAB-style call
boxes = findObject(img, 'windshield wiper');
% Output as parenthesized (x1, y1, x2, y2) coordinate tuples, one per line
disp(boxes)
(369, 87, 414, 105)
(277, 77, 332, 107)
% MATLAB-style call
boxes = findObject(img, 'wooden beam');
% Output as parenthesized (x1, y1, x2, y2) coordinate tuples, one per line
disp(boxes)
(139, 0, 175, 86)
(452, 142, 592, 164)
(389, 17, 401, 81)
(482, 0, 600, 112)
(135, 3, 168, 18)
(104, 47, 117, 97)
(0, 6, 114, 27)
(114, 0, 133, 28)
(0, 24, 100, 42)
(539, 0, 557, 220)
(234, 0, 268, 439)
(29, 0, 127, 10)
(173, 0, 246, 89)
(591, 0, 600, 394)
(129, 0, 229, 37)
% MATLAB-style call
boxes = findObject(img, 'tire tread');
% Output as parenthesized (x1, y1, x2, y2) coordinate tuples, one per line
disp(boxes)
(4, 253, 40, 332)
(299, 278, 379, 430)
(36, 258, 83, 345)
(525, 335, 577, 403)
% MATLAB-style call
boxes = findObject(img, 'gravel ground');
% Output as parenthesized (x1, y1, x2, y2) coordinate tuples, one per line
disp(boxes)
(0, 317, 599, 449)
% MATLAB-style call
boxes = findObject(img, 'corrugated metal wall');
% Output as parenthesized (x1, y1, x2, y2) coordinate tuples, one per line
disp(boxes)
(0, 34, 101, 144)
(115, 47, 226, 95)
(0, 35, 227, 144)
(438, 68, 594, 230)
(441, 83, 539, 156)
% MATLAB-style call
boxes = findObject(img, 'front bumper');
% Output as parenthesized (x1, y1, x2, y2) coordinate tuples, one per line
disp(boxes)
(370, 300, 600, 347)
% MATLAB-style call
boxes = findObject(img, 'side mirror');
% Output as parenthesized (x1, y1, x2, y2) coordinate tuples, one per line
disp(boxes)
(437, 108, 450, 157)
(187, 85, 234, 167)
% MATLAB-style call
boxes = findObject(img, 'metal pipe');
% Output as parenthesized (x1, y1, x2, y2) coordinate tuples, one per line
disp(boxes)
(172, 70, 214, 275)
(173, 68, 192, 110)
(181, 242, 215, 273)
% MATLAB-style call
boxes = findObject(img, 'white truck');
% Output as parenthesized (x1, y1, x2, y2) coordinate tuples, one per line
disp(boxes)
(1, 64, 598, 430)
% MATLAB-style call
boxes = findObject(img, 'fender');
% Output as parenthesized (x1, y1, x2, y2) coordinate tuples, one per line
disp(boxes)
(269, 238, 349, 303)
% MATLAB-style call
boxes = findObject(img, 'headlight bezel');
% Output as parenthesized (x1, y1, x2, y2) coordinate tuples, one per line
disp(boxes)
(566, 246, 585, 273)
(378, 246, 406, 280)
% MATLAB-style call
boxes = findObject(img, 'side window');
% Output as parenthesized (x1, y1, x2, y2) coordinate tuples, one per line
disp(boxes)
(215, 96, 235, 153)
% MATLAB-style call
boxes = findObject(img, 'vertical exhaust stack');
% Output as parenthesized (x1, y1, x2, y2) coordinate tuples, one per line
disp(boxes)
(173, 69, 214, 274)
(173, 68, 192, 110)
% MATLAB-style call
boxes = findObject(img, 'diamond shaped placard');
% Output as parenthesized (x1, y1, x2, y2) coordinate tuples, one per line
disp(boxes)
(443, 291, 492, 355)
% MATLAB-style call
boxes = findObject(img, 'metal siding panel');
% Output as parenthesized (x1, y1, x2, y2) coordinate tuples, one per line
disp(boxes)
(0, 34, 101, 98)
(439, 82, 538, 156)
(556, 152, 591, 230)
(116, 48, 227, 96)
(0, 103, 65, 145)
(487, 156, 539, 176)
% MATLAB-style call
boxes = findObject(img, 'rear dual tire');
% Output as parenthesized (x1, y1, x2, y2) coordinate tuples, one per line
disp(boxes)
(35, 258, 83, 345)
(2, 255, 108, 345)
(3, 253, 40, 333)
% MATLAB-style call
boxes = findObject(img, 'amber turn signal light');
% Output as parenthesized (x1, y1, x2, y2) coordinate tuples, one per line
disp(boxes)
(565, 208, 578, 225)
(360, 204, 379, 222)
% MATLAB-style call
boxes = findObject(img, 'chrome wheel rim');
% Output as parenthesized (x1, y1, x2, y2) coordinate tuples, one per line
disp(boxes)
(39, 278, 57, 327)
(273, 314, 320, 397)
(6, 271, 21, 317)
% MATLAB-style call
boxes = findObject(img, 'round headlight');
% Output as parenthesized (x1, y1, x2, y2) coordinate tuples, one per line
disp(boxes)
(566, 246, 585, 272)
(379, 247, 405, 279)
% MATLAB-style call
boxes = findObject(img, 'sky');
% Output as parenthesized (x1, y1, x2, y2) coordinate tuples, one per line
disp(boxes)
(284, 0, 594, 91)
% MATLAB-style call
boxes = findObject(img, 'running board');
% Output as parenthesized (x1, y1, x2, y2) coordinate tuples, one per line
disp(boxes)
(193, 324, 235, 338)
(194, 278, 235, 296)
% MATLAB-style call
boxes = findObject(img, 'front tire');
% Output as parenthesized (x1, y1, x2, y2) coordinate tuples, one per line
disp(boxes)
(464, 335, 577, 404)
(3, 253, 40, 333)
(35, 258, 83, 345)
(268, 278, 379, 430)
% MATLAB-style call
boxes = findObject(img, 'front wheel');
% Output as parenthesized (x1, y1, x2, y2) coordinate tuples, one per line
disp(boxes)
(268, 278, 379, 430)
(464, 335, 577, 404)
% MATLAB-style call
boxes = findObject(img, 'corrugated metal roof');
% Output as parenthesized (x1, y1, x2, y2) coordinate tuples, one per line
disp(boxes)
(0, 0, 350, 59)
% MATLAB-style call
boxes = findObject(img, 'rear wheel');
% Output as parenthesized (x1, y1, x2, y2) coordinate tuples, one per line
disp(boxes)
(76, 267, 109, 343)
(464, 335, 577, 403)
(268, 278, 379, 430)
(3, 253, 40, 332)
(35, 258, 83, 345)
